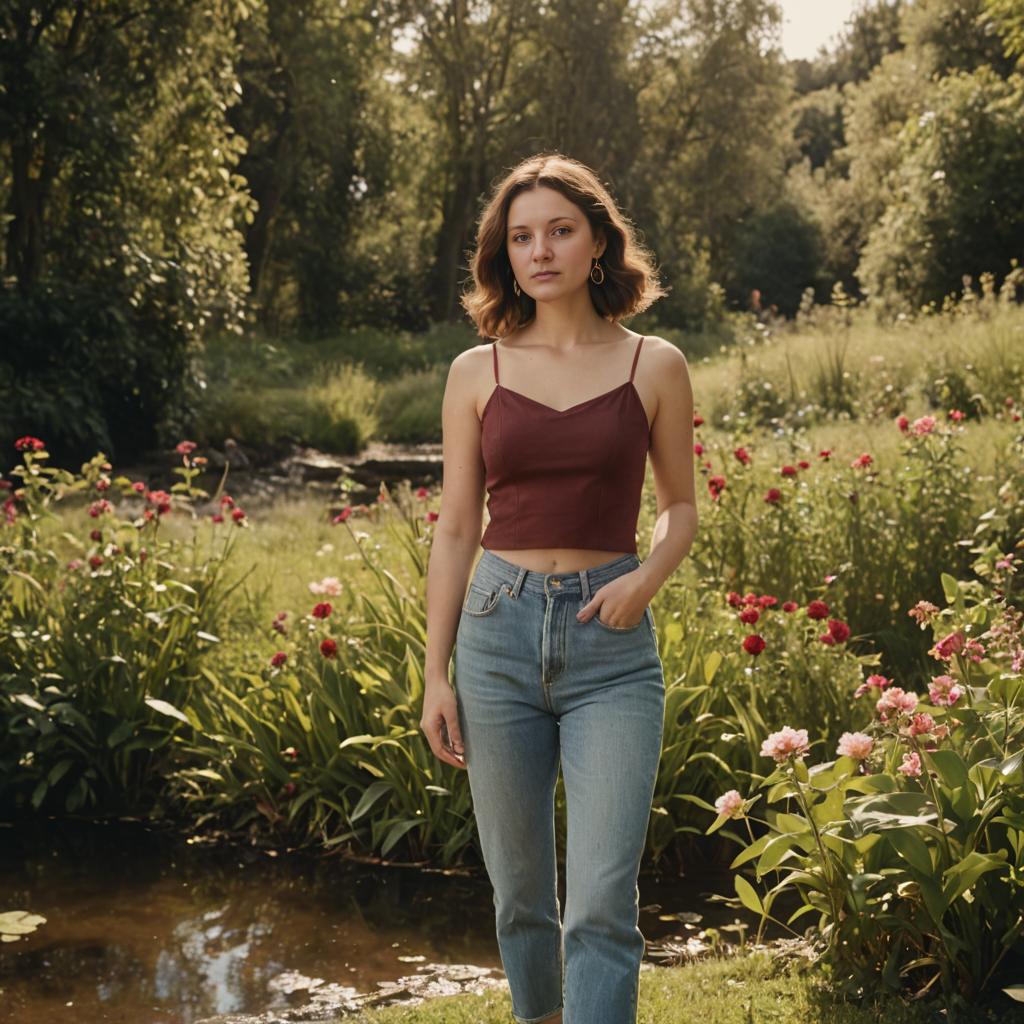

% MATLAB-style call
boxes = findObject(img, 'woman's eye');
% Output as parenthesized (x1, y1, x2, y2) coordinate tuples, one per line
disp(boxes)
(512, 227, 570, 243)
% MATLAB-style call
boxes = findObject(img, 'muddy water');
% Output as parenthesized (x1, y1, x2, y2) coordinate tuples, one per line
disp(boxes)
(0, 819, 783, 1024)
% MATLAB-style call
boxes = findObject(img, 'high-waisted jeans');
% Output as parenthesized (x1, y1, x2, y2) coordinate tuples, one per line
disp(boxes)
(454, 549, 665, 1024)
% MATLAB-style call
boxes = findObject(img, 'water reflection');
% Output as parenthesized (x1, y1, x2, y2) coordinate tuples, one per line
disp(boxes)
(0, 819, 780, 1023)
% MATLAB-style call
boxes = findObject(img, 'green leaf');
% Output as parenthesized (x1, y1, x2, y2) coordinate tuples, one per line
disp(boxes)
(734, 874, 764, 916)
(144, 698, 190, 725)
(350, 780, 391, 822)
(886, 828, 933, 875)
(942, 849, 1009, 906)
(381, 818, 423, 856)
(926, 749, 969, 789)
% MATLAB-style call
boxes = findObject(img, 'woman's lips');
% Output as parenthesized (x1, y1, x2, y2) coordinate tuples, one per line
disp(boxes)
(533, 271, 559, 279)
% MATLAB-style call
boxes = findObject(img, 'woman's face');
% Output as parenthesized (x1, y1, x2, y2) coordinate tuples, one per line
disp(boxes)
(505, 186, 604, 300)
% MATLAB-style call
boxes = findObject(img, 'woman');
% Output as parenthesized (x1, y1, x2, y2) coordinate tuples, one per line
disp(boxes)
(420, 152, 698, 1024)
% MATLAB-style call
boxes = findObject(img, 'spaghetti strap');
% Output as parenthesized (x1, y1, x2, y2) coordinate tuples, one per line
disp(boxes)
(492, 340, 500, 384)
(628, 336, 645, 383)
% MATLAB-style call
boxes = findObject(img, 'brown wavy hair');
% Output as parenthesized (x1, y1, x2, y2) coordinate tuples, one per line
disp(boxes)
(460, 152, 668, 340)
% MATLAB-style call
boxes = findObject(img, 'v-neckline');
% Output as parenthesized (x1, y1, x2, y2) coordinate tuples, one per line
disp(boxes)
(481, 380, 650, 430)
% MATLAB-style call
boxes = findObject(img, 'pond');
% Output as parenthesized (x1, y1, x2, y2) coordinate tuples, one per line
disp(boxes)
(1, 819, 793, 1024)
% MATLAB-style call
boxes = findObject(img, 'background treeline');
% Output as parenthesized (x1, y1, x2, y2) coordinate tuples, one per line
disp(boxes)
(1, 0, 1023, 463)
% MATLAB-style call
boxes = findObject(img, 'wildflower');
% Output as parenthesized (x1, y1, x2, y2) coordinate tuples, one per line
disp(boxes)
(231, 507, 246, 523)
(15, 436, 45, 451)
(733, 447, 750, 465)
(760, 726, 810, 763)
(742, 634, 766, 656)
(780, 465, 797, 477)
(270, 651, 287, 668)
(726, 591, 743, 608)
(851, 453, 873, 468)
(708, 475, 726, 500)
(95, 477, 110, 492)
(67, 559, 84, 571)
(89, 554, 104, 568)
(211, 513, 224, 523)
(90, 528, 102, 542)
(88, 499, 112, 518)
(714, 790, 745, 819)
(948, 409, 965, 422)
(806, 600, 829, 621)
(928, 674, 963, 706)
(758, 595, 778, 609)
(876, 687, 919, 722)
(320, 637, 338, 659)
(908, 600, 940, 625)
(282, 746, 299, 761)
(837, 732, 873, 759)
(175, 440, 197, 455)
(855, 673, 892, 699)
(309, 576, 343, 596)
(694, 442, 704, 455)
(425, 510, 439, 522)
(826, 619, 850, 643)
(312, 602, 332, 619)
(818, 449, 832, 460)
(896, 415, 909, 433)
(782, 601, 798, 613)
(930, 629, 965, 661)
(911, 415, 936, 436)
(907, 712, 935, 737)
(693, 413, 704, 427)
(739, 607, 760, 625)
(897, 751, 922, 778)
(272, 611, 288, 635)
(415, 486, 429, 499)
(764, 487, 782, 504)
(146, 489, 173, 515)
(332, 506, 353, 524)
(797, 460, 810, 469)
(132, 481, 146, 493)
(282, 781, 297, 796)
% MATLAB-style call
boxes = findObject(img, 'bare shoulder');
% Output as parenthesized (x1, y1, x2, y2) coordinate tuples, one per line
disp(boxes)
(638, 335, 692, 408)
(444, 341, 497, 420)
(641, 334, 689, 373)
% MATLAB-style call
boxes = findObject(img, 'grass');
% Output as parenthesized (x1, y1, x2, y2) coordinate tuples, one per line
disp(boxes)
(337, 947, 1016, 1024)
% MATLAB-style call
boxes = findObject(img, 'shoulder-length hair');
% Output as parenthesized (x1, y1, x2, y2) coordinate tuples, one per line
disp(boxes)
(460, 152, 668, 340)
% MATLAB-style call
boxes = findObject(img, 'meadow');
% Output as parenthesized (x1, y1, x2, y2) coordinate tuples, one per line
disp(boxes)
(2, 291, 1023, 1019)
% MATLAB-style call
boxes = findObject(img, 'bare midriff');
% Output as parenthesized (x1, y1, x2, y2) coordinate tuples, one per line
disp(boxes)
(484, 548, 634, 574)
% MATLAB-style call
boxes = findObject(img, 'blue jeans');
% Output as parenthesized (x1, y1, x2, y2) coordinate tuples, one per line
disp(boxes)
(454, 549, 665, 1024)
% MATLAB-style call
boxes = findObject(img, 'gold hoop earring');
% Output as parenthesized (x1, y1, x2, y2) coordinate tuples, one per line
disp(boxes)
(590, 258, 605, 285)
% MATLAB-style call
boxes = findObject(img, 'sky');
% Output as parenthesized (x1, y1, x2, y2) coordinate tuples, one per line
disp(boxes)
(779, 0, 861, 60)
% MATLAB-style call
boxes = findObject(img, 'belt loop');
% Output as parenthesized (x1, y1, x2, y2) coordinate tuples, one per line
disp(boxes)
(579, 567, 591, 603)
(509, 566, 527, 599)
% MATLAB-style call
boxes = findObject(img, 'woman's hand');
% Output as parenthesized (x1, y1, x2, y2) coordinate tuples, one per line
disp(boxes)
(575, 572, 650, 629)
(420, 674, 466, 769)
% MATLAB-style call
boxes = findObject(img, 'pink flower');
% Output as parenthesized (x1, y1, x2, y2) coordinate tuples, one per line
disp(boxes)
(931, 629, 966, 661)
(855, 673, 891, 699)
(88, 499, 112, 518)
(907, 712, 935, 737)
(837, 732, 874, 759)
(851, 453, 873, 468)
(782, 600, 798, 613)
(928, 674, 963, 706)
(910, 415, 936, 436)
(908, 600, 940, 625)
(760, 726, 810, 763)
(309, 576, 343, 596)
(15, 436, 45, 451)
(175, 440, 197, 455)
(897, 751, 922, 778)
(714, 790, 745, 819)
(876, 686, 919, 722)
(146, 489, 173, 515)
(332, 506, 353, 523)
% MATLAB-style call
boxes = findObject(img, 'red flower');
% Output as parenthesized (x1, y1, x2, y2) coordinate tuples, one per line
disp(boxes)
(219, 494, 235, 508)
(949, 409, 965, 422)
(896, 415, 909, 433)
(806, 600, 830, 620)
(231, 507, 245, 522)
(827, 619, 851, 643)
(758, 595, 778, 608)
(282, 781, 297, 796)
(764, 487, 782, 504)
(742, 634, 766, 656)
(88, 499, 112, 518)
(175, 440, 197, 455)
(797, 460, 809, 470)
(146, 489, 173, 515)
(95, 477, 110, 492)
(693, 413, 704, 427)
(89, 554, 104, 568)
(739, 607, 760, 624)
(780, 465, 797, 477)
(782, 601, 798, 613)
(211, 513, 224, 523)
(270, 651, 288, 667)
(694, 442, 704, 455)
(320, 637, 338, 658)
(15, 436, 45, 451)
(708, 475, 726, 500)
(90, 528, 102, 542)
(851, 453, 873, 468)
(332, 506, 352, 523)
(818, 449, 831, 460)
(726, 591, 743, 608)
(733, 447, 751, 465)
(425, 510, 439, 522)
(312, 601, 332, 619)
(415, 486, 429, 499)
(132, 481, 146, 493)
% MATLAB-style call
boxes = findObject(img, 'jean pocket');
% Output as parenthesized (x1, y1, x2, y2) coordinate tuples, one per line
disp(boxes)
(593, 605, 650, 632)
(461, 581, 506, 617)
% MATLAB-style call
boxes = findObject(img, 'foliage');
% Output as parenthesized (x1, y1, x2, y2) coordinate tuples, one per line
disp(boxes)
(706, 552, 1024, 1007)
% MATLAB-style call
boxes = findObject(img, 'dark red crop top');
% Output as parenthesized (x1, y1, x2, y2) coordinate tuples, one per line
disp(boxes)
(479, 335, 651, 553)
